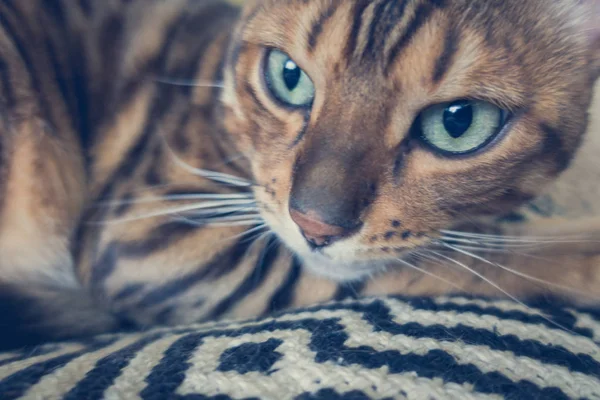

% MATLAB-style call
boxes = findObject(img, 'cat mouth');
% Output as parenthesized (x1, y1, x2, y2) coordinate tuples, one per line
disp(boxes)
(281, 232, 418, 281)
(258, 204, 421, 280)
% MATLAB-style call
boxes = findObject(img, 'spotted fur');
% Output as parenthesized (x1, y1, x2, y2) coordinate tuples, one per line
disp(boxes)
(0, 0, 598, 350)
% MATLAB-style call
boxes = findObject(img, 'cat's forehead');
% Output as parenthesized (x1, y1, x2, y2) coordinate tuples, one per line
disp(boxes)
(239, 0, 596, 98)
(243, 0, 586, 46)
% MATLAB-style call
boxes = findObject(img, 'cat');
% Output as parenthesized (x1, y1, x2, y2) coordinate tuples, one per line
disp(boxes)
(0, 0, 598, 350)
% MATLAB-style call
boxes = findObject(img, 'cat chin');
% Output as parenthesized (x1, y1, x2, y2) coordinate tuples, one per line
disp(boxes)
(280, 237, 381, 281)
(298, 251, 387, 282)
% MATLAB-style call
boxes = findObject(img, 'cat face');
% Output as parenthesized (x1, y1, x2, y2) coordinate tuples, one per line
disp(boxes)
(221, 0, 600, 280)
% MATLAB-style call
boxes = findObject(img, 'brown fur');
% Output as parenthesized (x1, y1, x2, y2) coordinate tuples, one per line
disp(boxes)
(0, 0, 598, 349)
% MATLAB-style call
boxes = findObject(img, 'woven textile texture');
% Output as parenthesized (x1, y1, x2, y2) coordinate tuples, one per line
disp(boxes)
(0, 296, 599, 399)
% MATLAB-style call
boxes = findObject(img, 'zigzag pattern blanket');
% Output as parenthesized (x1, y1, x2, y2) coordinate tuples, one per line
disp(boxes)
(0, 296, 599, 399)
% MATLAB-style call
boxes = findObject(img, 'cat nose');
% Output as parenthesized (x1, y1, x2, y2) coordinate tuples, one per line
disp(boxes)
(289, 208, 353, 248)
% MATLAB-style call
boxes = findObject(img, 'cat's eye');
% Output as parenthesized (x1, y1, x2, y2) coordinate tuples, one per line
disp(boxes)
(418, 100, 506, 155)
(264, 49, 315, 107)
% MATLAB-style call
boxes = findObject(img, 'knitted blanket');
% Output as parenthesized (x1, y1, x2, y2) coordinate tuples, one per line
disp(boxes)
(1, 296, 599, 399)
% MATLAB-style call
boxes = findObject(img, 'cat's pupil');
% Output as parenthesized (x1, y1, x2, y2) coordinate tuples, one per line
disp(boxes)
(282, 59, 301, 91)
(443, 101, 473, 138)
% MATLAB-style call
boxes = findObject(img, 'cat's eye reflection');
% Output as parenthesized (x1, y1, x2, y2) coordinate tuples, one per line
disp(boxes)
(417, 100, 507, 156)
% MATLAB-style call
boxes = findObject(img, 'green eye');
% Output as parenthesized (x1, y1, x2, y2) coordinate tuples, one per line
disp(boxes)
(419, 100, 505, 155)
(265, 49, 315, 107)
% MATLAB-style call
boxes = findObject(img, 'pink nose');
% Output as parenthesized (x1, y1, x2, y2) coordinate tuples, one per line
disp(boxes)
(289, 209, 347, 248)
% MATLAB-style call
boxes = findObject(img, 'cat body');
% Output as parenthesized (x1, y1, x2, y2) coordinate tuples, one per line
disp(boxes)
(0, 0, 598, 350)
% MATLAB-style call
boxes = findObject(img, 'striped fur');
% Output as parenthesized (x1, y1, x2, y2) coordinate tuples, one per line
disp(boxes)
(0, 0, 598, 350)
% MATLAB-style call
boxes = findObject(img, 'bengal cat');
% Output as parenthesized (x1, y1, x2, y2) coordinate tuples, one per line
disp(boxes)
(0, 0, 598, 350)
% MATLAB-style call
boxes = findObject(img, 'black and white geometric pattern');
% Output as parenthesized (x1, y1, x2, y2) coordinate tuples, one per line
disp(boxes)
(1, 296, 599, 399)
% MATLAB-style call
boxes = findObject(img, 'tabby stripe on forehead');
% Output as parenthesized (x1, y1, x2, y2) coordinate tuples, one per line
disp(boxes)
(385, 0, 446, 75)
(344, 0, 372, 61)
(241, 1, 264, 27)
(307, 1, 341, 52)
(362, 0, 406, 61)
(432, 25, 459, 84)
(207, 236, 281, 320)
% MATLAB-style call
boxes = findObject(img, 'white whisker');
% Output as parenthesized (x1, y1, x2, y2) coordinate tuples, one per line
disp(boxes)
(205, 220, 265, 227)
(169, 159, 252, 187)
(185, 206, 259, 216)
(441, 243, 599, 300)
(441, 229, 591, 243)
(152, 77, 225, 88)
(425, 249, 575, 333)
(158, 134, 253, 187)
(96, 193, 255, 208)
(411, 251, 461, 269)
(174, 215, 264, 227)
(396, 257, 465, 292)
(181, 214, 262, 223)
(220, 152, 250, 166)
(254, 230, 275, 245)
(90, 200, 257, 225)
(125, 183, 198, 195)
(435, 244, 541, 255)
(439, 236, 555, 250)
(216, 224, 270, 244)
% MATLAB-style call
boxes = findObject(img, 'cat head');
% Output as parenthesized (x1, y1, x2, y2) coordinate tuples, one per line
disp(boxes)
(220, 0, 600, 280)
